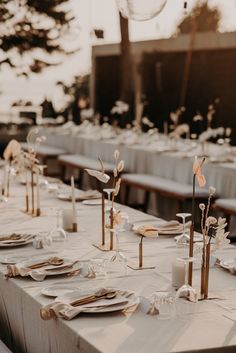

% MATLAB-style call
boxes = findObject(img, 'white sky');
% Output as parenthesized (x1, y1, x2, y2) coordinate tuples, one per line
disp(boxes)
(0, 0, 236, 106)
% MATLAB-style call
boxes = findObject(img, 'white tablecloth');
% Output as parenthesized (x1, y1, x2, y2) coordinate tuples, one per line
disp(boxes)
(0, 179, 236, 353)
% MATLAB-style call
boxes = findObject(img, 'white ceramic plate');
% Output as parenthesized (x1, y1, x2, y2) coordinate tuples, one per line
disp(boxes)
(57, 289, 139, 313)
(0, 234, 34, 248)
(57, 193, 80, 201)
(41, 284, 79, 298)
(220, 258, 236, 270)
(132, 222, 184, 236)
(82, 199, 102, 206)
(19, 258, 82, 277)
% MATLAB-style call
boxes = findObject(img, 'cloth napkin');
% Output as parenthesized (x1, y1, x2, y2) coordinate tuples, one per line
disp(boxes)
(6, 264, 48, 281)
(5, 260, 76, 281)
(133, 220, 185, 237)
(40, 294, 128, 320)
(134, 225, 159, 237)
(5, 260, 95, 281)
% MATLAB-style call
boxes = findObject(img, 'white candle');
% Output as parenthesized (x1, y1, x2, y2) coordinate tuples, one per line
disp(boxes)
(172, 259, 185, 289)
(36, 168, 40, 209)
(62, 209, 73, 231)
(71, 176, 76, 224)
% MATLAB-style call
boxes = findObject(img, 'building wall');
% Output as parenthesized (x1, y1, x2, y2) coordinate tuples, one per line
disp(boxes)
(92, 31, 236, 142)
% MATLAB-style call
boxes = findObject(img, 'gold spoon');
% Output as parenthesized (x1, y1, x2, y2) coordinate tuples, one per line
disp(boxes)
(29, 257, 64, 269)
(71, 290, 117, 307)
(0, 234, 22, 242)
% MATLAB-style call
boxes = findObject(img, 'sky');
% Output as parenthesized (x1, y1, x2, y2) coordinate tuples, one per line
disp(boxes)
(0, 0, 236, 108)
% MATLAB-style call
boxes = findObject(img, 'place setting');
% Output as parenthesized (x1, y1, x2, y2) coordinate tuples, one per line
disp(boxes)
(40, 287, 139, 320)
(0, 233, 35, 248)
(5, 255, 82, 281)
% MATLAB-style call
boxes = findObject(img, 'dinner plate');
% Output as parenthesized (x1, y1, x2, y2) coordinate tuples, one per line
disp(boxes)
(19, 258, 82, 277)
(57, 289, 139, 313)
(41, 284, 79, 298)
(82, 199, 102, 206)
(220, 258, 236, 270)
(132, 222, 184, 236)
(0, 234, 34, 248)
(57, 193, 80, 202)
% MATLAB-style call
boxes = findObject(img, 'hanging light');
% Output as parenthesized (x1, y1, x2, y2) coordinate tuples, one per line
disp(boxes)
(116, 0, 167, 21)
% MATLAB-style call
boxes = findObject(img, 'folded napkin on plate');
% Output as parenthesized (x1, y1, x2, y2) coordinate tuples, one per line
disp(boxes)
(6, 264, 47, 281)
(5, 260, 76, 281)
(134, 225, 159, 237)
(40, 294, 128, 320)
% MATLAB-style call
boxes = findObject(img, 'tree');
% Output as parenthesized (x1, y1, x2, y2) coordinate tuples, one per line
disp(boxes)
(178, 1, 220, 34)
(0, 0, 78, 75)
(119, 13, 133, 105)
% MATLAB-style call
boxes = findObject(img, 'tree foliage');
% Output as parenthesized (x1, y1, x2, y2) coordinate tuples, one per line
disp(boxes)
(0, 0, 78, 75)
(178, 1, 221, 34)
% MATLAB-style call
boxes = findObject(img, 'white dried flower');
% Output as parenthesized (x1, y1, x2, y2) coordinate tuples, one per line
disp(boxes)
(209, 186, 216, 196)
(199, 203, 205, 211)
(117, 160, 124, 173)
(114, 178, 121, 196)
(206, 216, 217, 226)
(113, 168, 118, 178)
(114, 149, 120, 160)
(193, 114, 203, 122)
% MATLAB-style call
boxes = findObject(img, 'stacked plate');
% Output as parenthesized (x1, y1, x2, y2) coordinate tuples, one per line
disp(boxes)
(0, 233, 34, 247)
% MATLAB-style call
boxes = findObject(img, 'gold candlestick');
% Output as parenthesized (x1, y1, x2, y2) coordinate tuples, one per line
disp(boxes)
(188, 224, 194, 285)
(26, 194, 29, 213)
(31, 170, 35, 214)
(102, 192, 105, 245)
(72, 222, 78, 232)
(110, 207, 114, 250)
(139, 237, 143, 268)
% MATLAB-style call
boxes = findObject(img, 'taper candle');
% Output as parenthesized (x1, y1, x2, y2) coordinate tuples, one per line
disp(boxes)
(71, 176, 76, 224)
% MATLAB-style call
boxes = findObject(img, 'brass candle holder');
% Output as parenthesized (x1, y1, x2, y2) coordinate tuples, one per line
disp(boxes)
(93, 190, 114, 251)
(128, 236, 155, 271)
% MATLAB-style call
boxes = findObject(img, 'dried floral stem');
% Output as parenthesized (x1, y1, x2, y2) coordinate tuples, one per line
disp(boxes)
(31, 169, 35, 214)
(139, 236, 144, 268)
(110, 207, 114, 250)
(188, 174, 195, 285)
(102, 192, 105, 245)
(204, 243, 211, 299)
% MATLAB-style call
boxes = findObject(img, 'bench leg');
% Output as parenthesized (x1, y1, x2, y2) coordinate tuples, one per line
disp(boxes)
(124, 184, 130, 205)
(60, 164, 66, 182)
(78, 169, 84, 189)
(143, 191, 150, 213)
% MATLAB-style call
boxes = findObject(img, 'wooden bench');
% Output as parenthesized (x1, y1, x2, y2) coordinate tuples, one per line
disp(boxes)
(213, 198, 236, 223)
(21, 143, 66, 176)
(121, 173, 211, 213)
(58, 154, 116, 189)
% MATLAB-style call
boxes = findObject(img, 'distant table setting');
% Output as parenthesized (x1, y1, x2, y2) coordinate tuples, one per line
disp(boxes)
(0, 131, 236, 353)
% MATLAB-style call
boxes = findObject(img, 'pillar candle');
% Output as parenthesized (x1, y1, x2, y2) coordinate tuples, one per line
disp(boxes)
(172, 259, 185, 289)
(71, 176, 76, 224)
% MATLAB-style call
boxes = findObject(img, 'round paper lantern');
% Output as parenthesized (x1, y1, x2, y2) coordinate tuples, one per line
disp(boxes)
(116, 0, 167, 21)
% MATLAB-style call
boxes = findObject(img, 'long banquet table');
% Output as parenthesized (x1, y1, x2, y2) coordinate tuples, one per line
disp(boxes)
(1, 177, 236, 353)
(40, 127, 236, 199)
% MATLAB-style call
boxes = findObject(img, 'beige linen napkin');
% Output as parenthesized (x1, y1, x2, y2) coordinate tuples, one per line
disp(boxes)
(6, 264, 47, 281)
(40, 295, 128, 320)
(134, 220, 186, 237)
(6, 260, 76, 281)
(135, 225, 159, 237)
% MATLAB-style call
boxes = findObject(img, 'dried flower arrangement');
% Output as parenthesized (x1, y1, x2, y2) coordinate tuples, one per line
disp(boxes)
(198, 187, 229, 298)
